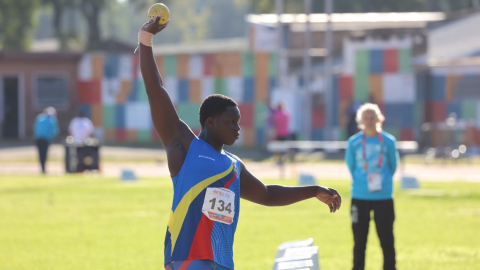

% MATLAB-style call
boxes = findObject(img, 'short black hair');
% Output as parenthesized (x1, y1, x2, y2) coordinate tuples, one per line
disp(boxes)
(199, 94, 238, 128)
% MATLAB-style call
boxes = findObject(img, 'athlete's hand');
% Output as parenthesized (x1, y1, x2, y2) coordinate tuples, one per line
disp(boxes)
(141, 15, 169, 35)
(316, 186, 341, 213)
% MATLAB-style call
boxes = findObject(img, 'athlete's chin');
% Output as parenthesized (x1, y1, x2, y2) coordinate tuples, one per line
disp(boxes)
(225, 139, 237, 146)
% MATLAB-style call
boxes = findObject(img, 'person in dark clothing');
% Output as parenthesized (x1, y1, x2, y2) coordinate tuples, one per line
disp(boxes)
(33, 107, 59, 174)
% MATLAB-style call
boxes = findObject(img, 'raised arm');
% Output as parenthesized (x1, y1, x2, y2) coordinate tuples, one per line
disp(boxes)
(139, 16, 194, 176)
(239, 161, 341, 213)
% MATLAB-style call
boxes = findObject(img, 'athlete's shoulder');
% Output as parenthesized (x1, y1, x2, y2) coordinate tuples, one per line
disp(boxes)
(224, 151, 242, 163)
(381, 131, 397, 144)
(347, 131, 363, 144)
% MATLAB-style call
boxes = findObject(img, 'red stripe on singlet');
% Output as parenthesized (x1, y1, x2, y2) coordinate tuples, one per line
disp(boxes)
(188, 173, 237, 261)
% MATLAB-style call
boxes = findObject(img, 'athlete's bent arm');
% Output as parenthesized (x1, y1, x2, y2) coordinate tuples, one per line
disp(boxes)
(239, 162, 341, 213)
(139, 16, 194, 148)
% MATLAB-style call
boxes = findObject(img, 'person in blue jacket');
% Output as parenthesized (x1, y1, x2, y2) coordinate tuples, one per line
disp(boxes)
(345, 103, 399, 270)
(34, 107, 59, 174)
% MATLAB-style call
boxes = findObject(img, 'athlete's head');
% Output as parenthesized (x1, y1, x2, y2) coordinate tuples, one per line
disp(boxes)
(199, 94, 240, 146)
(356, 103, 384, 132)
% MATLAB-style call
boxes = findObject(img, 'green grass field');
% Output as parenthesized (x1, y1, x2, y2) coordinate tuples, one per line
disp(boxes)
(0, 175, 479, 270)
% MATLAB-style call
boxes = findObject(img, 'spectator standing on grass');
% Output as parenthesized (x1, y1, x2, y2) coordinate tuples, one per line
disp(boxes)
(33, 107, 59, 174)
(345, 103, 399, 270)
(68, 111, 94, 144)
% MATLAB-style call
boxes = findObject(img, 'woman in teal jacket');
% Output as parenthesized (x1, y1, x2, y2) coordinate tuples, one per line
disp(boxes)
(345, 103, 399, 270)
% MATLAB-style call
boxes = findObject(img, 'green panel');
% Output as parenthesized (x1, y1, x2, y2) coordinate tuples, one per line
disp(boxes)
(461, 100, 477, 121)
(103, 105, 115, 129)
(136, 79, 148, 102)
(354, 74, 369, 103)
(399, 48, 412, 72)
(255, 102, 268, 128)
(178, 103, 201, 129)
(269, 52, 278, 76)
(355, 49, 369, 75)
(164, 54, 177, 77)
(214, 78, 227, 95)
(383, 128, 400, 140)
(138, 130, 151, 142)
(414, 102, 425, 127)
(339, 128, 348, 141)
(242, 51, 255, 77)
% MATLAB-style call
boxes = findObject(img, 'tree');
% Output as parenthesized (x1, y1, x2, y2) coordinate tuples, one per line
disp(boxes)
(0, 0, 40, 51)
(41, 0, 80, 51)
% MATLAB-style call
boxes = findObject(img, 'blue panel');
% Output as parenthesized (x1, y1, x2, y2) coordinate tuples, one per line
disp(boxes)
(298, 77, 305, 87)
(178, 79, 189, 103)
(332, 77, 339, 126)
(447, 102, 462, 118)
(128, 80, 138, 102)
(243, 78, 254, 102)
(431, 75, 446, 101)
(369, 49, 383, 74)
(415, 71, 429, 101)
(269, 77, 276, 90)
(79, 104, 91, 119)
(384, 103, 414, 128)
(115, 105, 125, 128)
(256, 128, 265, 146)
(104, 55, 119, 78)
(312, 129, 324, 141)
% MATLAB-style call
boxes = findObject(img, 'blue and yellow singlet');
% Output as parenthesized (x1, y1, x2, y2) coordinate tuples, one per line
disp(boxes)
(164, 137, 241, 269)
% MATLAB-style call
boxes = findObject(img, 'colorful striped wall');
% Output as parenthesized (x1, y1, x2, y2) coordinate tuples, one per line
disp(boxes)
(77, 51, 277, 146)
(315, 38, 419, 141)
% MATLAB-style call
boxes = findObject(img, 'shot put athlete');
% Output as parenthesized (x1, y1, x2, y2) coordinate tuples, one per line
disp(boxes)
(138, 15, 342, 270)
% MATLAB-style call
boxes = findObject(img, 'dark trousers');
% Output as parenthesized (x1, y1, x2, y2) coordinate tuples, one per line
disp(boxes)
(35, 139, 50, 174)
(351, 198, 396, 270)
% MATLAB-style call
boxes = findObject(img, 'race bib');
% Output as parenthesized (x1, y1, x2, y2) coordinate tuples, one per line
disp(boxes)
(367, 173, 382, 192)
(202, 188, 235, 225)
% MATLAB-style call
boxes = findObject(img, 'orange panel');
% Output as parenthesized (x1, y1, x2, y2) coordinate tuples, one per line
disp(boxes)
(155, 55, 164, 76)
(91, 104, 103, 127)
(446, 75, 461, 101)
(255, 52, 269, 102)
(177, 54, 189, 78)
(189, 79, 201, 103)
(223, 52, 242, 76)
(126, 130, 138, 141)
(339, 100, 350, 128)
(91, 54, 104, 79)
(242, 128, 255, 146)
(369, 75, 383, 103)
(104, 129, 116, 141)
(116, 80, 131, 104)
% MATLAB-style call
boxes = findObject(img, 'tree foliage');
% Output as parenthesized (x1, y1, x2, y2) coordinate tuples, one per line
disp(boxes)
(0, 0, 39, 51)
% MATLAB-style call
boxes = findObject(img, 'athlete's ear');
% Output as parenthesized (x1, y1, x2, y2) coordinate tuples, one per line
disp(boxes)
(205, 116, 215, 128)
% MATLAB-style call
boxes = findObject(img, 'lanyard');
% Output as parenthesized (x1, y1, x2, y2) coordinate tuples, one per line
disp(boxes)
(362, 132, 384, 171)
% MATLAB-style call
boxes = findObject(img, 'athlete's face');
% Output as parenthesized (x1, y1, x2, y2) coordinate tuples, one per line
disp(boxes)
(361, 110, 378, 130)
(214, 106, 241, 146)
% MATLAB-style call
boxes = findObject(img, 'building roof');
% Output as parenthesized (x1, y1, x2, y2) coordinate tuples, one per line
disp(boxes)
(0, 52, 82, 62)
(152, 38, 247, 55)
(246, 12, 446, 32)
(428, 11, 480, 60)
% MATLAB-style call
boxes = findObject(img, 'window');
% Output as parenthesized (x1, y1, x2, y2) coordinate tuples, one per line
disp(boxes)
(34, 75, 69, 108)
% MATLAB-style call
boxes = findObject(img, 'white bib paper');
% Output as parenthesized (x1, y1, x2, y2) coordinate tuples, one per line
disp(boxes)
(202, 188, 235, 225)
(367, 173, 382, 192)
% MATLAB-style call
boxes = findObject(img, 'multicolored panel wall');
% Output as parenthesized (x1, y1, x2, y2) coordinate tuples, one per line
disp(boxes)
(426, 66, 480, 146)
(332, 38, 417, 141)
(76, 51, 277, 146)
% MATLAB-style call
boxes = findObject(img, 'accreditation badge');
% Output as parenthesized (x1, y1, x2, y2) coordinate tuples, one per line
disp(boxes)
(367, 173, 382, 192)
(202, 188, 235, 225)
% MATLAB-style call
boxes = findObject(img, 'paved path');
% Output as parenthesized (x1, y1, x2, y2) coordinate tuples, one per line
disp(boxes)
(1, 145, 479, 182)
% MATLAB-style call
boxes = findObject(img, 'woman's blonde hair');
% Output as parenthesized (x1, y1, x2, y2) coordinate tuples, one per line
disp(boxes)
(356, 103, 385, 132)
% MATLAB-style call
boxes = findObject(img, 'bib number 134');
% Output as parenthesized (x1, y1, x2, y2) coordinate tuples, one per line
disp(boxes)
(202, 188, 235, 225)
